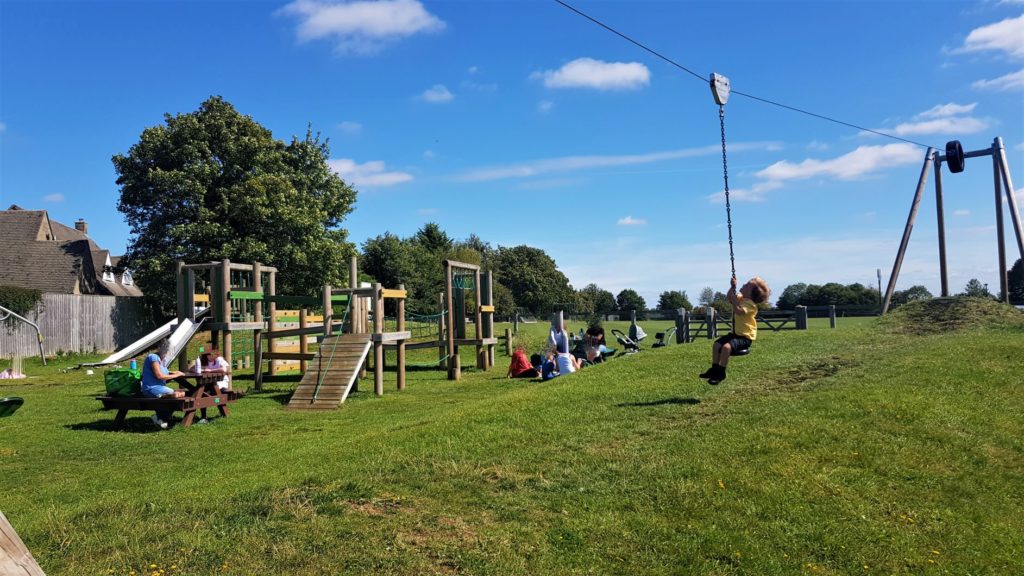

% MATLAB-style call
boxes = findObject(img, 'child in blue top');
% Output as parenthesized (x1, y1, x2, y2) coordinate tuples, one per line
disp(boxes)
(142, 338, 185, 429)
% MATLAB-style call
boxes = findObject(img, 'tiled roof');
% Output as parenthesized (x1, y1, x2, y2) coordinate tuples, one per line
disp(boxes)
(0, 208, 143, 296)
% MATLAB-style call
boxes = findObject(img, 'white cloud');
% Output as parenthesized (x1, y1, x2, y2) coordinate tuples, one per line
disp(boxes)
(972, 69, 1024, 91)
(532, 57, 650, 91)
(957, 15, 1024, 59)
(887, 116, 990, 136)
(756, 143, 922, 183)
(537, 100, 554, 113)
(807, 140, 831, 151)
(1017, 143, 1024, 151)
(43, 193, 64, 203)
(954, 209, 971, 217)
(279, 0, 444, 55)
(915, 102, 977, 119)
(338, 120, 362, 134)
(453, 141, 780, 182)
(0, 121, 6, 132)
(422, 149, 436, 159)
(328, 158, 413, 187)
(420, 84, 453, 103)
(865, 103, 988, 137)
(617, 216, 647, 226)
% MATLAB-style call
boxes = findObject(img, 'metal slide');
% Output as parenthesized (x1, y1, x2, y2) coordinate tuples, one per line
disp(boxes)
(84, 308, 210, 367)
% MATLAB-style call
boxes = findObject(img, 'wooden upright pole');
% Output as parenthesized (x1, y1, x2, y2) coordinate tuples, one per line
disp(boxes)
(349, 256, 359, 335)
(267, 271, 277, 378)
(221, 259, 232, 366)
(438, 291, 446, 366)
(485, 270, 495, 368)
(299, 308, 308, 374)
(474, 268, 484, 369)
(397, 284, 406, 391)
(445, 261, 459, 380)
(373, 283, 384, 396)
(883, 149, 935, 314)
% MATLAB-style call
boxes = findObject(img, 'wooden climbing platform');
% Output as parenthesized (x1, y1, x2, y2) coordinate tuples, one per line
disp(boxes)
(286, 333, 372, 410)
(1, 511, 45, 576)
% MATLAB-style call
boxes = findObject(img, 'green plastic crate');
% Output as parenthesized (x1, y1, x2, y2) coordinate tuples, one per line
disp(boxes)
(104, 368, 142, 397)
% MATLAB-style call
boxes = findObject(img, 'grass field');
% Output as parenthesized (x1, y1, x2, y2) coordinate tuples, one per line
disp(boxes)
(1, 301, 1022, 575)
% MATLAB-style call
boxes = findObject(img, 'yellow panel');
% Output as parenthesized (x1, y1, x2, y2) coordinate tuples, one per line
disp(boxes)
(479, 305, 495, 313)
(381, 289, 408, 299)
(193, 294, 210, 303)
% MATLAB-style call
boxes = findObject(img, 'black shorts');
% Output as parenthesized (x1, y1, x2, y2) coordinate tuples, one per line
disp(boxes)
(715, 333, 752, 352)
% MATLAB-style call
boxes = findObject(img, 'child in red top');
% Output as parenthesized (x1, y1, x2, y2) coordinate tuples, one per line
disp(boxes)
(507, 346, 540, 378)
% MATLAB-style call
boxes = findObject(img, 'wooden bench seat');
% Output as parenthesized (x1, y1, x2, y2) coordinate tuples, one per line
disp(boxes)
(96, 390, 241, 427)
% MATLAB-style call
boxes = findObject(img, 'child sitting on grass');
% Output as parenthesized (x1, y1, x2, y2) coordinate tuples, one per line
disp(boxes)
(700, 276, 770, 385)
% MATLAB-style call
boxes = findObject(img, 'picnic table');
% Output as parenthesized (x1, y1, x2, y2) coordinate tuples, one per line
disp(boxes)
(96, 370, 239, 428)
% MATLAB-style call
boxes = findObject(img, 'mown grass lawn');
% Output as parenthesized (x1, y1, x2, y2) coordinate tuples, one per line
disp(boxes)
(1, 302, 1021, 575)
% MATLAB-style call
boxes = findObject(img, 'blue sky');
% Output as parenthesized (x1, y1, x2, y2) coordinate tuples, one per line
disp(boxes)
(2, 0, 1022, 306)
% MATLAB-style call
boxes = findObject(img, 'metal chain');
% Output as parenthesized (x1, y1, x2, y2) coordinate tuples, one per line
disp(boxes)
(718, 105, 736, 280)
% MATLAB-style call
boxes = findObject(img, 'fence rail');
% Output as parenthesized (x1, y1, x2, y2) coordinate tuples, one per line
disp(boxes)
(0, 293, 151, 357)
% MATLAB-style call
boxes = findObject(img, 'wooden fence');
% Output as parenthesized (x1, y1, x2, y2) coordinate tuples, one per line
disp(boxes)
(0, 293, 151, 357)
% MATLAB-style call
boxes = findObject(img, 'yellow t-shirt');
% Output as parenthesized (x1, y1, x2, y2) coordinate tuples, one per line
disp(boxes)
(734, 295, 759, 340)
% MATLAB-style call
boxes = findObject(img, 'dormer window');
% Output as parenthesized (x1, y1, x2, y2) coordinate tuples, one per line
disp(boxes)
(122, 270, 134, 286)
(102, 254, 115, 283)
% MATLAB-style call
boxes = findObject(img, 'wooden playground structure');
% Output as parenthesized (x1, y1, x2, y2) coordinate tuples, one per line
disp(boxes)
(171, 256, 500, 409)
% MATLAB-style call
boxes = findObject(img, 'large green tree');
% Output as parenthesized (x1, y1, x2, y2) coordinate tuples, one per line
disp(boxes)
(615, 289, 647, 320)
(491, 245, 573, 314)
(658, 290, 692, 311)
(114, 96, 356, 314)
(958, 278, 992, 299)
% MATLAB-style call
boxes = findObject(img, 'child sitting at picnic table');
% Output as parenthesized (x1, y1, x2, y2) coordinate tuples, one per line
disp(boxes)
(190, 348, 232, 390)
(142, 338, 186, 429)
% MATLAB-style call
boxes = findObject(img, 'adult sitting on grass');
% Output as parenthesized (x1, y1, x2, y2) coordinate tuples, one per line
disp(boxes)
(700, 276, 771, 385)
(507, 346, 541, 379)
(142, 338, 186, 429)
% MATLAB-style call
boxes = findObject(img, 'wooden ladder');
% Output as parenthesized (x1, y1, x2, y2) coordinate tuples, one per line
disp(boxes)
(286, 333, 372, 410)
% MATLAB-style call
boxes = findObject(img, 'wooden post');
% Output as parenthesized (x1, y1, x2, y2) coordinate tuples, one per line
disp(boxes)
(829, 304, 836, 329)
(882, 149, 935, 313)
(175, 261, 186, 323)
(397, 284, 406, 391)
(676, 309, 687, 344)
(795, 306, 808, 330)
(993, 143, 1009, 304)
(299, 308, 308, 374)
(268, 271, 278, 378)
(706, 308, 717, 339)
(438, 291, 446, 366)
(322, 284, 333, 338)
(349, 256, 359, 335)
(505, 328, 512, 356)
(445, 261, 459, 380)
(221, 259, 232, 367)
(474, 268, 484, 369)
(185, 269, 196, 322)
(513, 311, 519, 335)
(485, 270, 495, 368)
(373, 283, 384, 396)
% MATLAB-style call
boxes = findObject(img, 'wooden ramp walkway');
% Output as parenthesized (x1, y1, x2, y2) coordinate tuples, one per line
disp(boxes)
(287, 333, 372, 410)
(1, 511, 45, 575)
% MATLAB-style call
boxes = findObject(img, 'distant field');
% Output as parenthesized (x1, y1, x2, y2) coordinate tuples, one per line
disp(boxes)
(1, 300, 1021, 575)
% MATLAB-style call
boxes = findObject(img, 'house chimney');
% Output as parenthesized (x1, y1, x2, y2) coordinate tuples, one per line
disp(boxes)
(75, 219, 88, 235)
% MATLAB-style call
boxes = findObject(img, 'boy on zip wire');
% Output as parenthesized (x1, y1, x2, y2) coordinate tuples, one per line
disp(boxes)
(700, 276, 770, 385)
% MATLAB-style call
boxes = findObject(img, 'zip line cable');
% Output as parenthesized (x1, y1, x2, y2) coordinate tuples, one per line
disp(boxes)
(553, 0, 940, 150)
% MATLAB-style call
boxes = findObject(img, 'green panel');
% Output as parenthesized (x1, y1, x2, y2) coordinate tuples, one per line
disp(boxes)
(330, 294, 350, 303)
(229, 290, 265, 301)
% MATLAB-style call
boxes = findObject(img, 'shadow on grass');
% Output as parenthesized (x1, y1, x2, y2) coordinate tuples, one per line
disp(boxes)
(617, 397, 700, 408)
(65, 416, 173, 434)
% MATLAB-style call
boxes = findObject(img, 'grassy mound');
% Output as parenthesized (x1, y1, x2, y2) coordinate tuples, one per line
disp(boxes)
(879, 297, 1024, 334)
